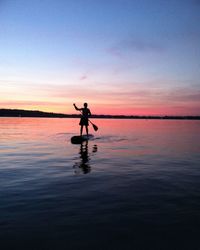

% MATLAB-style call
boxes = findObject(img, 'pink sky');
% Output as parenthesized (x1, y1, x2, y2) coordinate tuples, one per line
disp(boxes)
(1, 80, 199, 116)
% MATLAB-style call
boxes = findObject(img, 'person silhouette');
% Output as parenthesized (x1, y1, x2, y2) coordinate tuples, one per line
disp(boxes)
(73, 103, 91, 136)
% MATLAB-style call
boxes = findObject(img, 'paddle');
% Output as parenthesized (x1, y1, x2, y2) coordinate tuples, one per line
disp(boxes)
(89, 119, 98, 131)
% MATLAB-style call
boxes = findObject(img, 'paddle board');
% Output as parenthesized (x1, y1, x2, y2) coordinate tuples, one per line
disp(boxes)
(71, 134, 94, 144)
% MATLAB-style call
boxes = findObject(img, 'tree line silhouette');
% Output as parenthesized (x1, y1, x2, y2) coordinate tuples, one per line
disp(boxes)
(0, 109, 199, 120)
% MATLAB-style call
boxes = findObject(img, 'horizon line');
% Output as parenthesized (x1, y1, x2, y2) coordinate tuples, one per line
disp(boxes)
(0, 108, 200, 119)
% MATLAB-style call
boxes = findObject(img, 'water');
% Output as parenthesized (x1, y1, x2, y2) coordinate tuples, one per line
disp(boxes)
(0, 118, 200, 249)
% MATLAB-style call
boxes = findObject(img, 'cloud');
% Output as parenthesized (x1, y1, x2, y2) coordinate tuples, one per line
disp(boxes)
(1, 79, 199, 115)
(80, 75, 88, 81)
(108, 38, 164, 58)
(0, 100, 64, 107)
(166, 88, 200, 103)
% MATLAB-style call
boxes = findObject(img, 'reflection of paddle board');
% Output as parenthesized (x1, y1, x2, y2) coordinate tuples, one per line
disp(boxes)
(71, 134, 94, 144)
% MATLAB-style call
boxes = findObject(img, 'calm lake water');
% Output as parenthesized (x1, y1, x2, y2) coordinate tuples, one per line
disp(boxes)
(0, 118, 200, 249)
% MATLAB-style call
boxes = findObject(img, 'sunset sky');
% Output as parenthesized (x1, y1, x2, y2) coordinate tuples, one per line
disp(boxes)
(0, 0, 200, 115)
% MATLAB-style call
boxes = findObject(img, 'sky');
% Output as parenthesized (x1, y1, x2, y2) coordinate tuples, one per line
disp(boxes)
(0, 0, 200, 115)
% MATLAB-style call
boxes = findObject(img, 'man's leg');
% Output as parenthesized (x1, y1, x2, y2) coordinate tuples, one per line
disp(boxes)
(80, 125, 83, 136)
(86, 125, 89, 136)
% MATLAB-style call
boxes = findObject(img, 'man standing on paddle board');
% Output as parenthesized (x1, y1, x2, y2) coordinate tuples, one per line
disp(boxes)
(73, 103, 91, 136)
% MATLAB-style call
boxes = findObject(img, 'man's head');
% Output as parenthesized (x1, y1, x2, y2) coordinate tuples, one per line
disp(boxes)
(84, 102, 88, 108)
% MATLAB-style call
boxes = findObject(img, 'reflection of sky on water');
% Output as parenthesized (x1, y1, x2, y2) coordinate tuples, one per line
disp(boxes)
(0, 118, 200, 249)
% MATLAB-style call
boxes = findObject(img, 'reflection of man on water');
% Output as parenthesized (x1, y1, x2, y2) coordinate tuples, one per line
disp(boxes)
(79, 141, 90, 174)
(74, 142, 98, 174)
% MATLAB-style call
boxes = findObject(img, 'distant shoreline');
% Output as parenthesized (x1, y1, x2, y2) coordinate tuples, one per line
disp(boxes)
(0, 108, 200, 120)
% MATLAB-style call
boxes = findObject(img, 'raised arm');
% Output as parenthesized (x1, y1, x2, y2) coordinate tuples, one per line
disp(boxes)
(73, 103, 82, 111)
